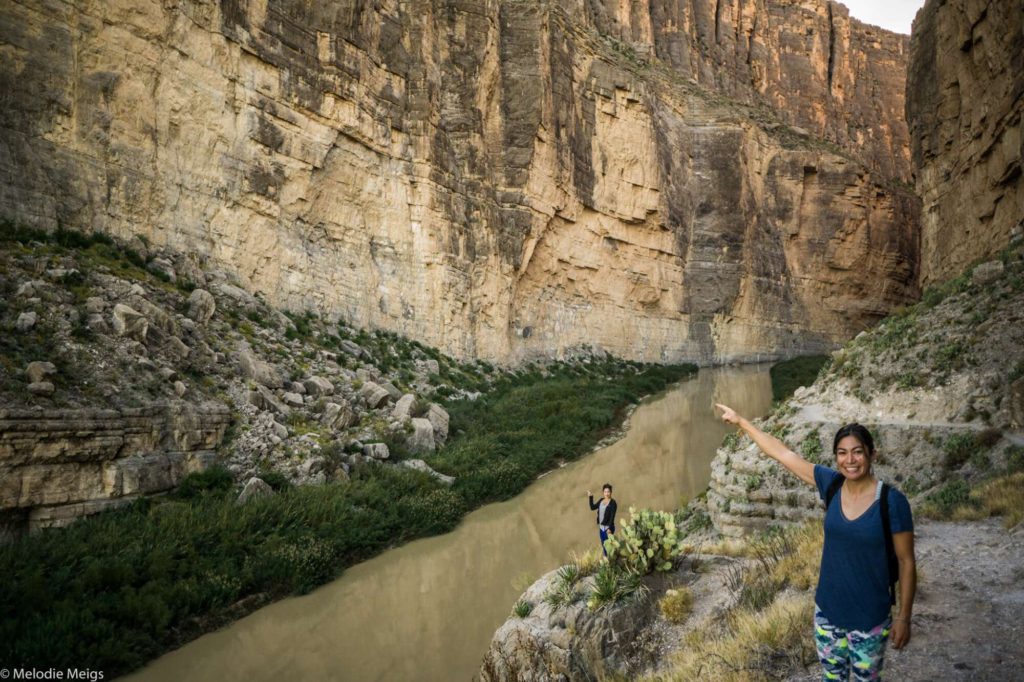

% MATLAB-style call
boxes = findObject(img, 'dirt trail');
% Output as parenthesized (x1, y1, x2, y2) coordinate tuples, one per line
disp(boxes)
(789, 519, 1024, 681)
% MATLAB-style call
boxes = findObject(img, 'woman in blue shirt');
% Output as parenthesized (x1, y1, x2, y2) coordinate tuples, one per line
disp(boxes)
(715, 404, 916, 681)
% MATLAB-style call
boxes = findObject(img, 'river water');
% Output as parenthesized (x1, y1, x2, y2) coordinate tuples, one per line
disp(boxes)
(125, 364, 773, 682)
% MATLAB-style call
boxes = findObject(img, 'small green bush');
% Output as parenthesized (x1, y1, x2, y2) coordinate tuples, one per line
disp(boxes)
(658, 587, 693, 623)
(512, 599, 533, 618)
(172, 466, 234, 499)
(924, 479, 976, 517)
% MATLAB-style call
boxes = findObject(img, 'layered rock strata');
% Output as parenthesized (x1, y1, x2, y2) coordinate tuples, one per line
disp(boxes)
(0, 0, 918, 364)
(908, 0, 1024, 286)
(0, 403, 230, 538)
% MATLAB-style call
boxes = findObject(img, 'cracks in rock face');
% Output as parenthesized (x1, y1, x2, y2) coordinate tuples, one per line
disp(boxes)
(714, 0, 723, 45)
(826, 1, 836, 93)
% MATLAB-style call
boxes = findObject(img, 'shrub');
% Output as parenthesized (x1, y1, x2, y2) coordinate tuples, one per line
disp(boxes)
(658, 587, 693, 623)
(172, 466, 234, 499)
(800, 432, 823, 464)
(922, 479, 976, 518)
(943, 432, 977, 470)
(604, 508, 685, 574)
(512, 599, 533, 618)
(769, 355, 829, 401)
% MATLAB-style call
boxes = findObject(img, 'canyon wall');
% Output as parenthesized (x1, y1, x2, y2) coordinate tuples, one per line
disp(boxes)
(0, 0, 919, 364)
(908, 0, 1024, 286)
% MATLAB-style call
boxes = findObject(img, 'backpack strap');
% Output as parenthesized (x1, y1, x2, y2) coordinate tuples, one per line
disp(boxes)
(824, 474, 844, 510)
(880, 482, 898, 605)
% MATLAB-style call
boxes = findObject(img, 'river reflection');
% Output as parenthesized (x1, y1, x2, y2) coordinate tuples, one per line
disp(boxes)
(125, 364, 773, 682)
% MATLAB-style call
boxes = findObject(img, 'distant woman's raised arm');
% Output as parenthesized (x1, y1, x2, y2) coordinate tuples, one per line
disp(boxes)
(714, 403, 816, 486)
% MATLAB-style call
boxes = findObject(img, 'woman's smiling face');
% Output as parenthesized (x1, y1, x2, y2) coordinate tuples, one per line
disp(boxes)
(835, 434, 871, 480)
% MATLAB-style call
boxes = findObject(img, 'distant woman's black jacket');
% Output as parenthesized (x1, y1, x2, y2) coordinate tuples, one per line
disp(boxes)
(588, 495, 617, 530)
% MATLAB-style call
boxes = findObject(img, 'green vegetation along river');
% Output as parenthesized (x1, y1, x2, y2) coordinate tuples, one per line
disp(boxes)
(124, 364, 773, 681)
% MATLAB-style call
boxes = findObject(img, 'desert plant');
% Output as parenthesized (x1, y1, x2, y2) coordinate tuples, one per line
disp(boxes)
(604, 508, 685, 574)
(658, 587, 693, 623)
(512, 599, 533, 618)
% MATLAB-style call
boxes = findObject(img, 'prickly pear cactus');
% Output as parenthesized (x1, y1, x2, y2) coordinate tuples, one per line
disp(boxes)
(604, 507, 684, 574)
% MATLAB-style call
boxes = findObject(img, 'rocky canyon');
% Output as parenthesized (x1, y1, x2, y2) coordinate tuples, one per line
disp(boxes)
(0, 0, 923, 364)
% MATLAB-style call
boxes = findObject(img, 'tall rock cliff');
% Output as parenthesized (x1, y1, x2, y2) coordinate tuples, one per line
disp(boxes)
(0, 0, 918, 364)
(908, 0, 1024, 286)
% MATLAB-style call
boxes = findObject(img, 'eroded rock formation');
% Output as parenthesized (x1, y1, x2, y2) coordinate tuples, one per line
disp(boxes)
(0, 0, 919, 364)
(0, 403, 230, 538)
(908, 0, 1024, 286)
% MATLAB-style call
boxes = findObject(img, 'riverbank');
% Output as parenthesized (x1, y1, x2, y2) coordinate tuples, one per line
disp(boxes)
(0, 222, 697, 677)
(482, 242, 1024, 680)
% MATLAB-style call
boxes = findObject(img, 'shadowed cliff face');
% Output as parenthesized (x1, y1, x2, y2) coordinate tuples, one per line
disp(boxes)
(908, 0, 1024, 286)
(0, 0, 919, 364)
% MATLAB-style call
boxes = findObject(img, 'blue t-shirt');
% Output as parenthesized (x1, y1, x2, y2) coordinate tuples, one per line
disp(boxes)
(813, 465, 913, 631)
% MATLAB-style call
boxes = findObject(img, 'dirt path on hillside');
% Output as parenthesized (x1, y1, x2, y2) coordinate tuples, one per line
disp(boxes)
(788, 519, 1024, 681)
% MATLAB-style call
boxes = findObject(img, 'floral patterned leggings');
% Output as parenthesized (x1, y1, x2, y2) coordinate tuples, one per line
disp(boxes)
(814, 605, 891, 681)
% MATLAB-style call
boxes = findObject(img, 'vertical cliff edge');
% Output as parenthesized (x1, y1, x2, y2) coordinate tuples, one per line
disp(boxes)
(908, 0, 1024, 286)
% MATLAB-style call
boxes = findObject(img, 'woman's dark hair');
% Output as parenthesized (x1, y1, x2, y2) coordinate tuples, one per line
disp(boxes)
(832, 423, 876, 457)
(602, 483, 613, 492)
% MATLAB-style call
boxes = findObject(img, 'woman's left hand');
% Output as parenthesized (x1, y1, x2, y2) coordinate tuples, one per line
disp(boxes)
(891, 619, 911, 649)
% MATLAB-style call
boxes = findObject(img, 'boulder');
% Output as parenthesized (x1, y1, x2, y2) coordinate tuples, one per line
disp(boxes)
(972, 260, 1005, 286)
(85, 296, 106, 314)
(338, 339, 367, 359)
(187, 289, 216, 323)
(164, 335, 191, 360)
(289, 381, 307, 395)
(282, 392, 304, 408)
(238, 348, 284, 388)
(303, 376, 335, 397)
(360, 381, 391, 408)
(16, 311, 38, 332)
(249, 384, 292, 417)
(28, 381, 55, 396)
(212, 282, 258, 310)
(422, 359, 440, 375)
(363, 443, 390, 460)
(86, 314, 109, 334)
(401, 459, 455, 485)
(237, 477, 275, 505)
(322, 401, 356, 430)
(111, 304, 148, 341)
(392, 394, 416, 421)
(147, 257, 176, 281)
(406, 418, 436, 454)
(426, 403, 450, 444)
(25, 361, 57, 384)
(381, 381, 403, 401)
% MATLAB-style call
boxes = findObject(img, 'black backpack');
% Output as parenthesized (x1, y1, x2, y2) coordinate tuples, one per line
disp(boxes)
(825, 477, 899, 605)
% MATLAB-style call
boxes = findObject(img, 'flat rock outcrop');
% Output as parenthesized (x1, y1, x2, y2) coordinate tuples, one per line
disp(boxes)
(908, 0, 1024, 286)
(0, 402, 230, 537)
(0, 0, 919, 364)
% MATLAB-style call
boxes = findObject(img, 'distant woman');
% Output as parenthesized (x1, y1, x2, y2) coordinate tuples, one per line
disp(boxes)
(715, 404, 916, 682)
(587, 484, 617, 556)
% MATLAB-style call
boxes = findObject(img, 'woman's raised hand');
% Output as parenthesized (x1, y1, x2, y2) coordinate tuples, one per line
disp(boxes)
(715, 403, 741, 425)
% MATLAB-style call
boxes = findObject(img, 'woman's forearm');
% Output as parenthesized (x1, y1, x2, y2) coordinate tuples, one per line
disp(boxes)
(897, 557, 916, 620)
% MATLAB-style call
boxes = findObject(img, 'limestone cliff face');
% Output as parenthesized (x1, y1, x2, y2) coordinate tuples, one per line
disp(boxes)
(579, 0, 913, 182)
(0, 0, 918, 364)
(908, 0, 1024, 286)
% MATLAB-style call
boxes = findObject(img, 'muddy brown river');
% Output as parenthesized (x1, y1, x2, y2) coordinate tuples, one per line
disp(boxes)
(125, 365, 773, 682)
